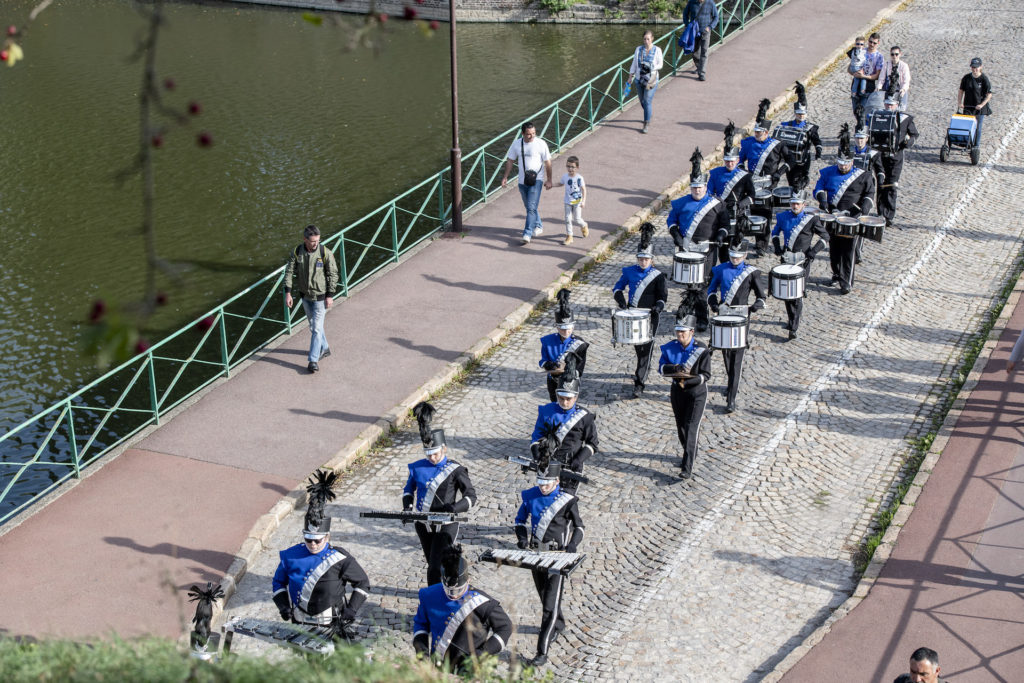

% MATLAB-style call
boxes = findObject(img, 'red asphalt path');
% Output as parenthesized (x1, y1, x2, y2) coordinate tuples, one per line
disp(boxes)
(0, 0, 895, 641)
(784, 291, 1024, 681)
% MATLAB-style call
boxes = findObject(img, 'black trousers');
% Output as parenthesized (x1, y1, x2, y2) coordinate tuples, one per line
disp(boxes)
(829, 235, 857, 289)
(749, 202, 773, 251)
(784, 298, 803, 331)
(532, 570, 565, 656)
(721, 348, 745, 405)
(786, 159, 811, 191)
(414, 521, 459, 586)
(670, 382, 707, 475)
(878, 153, 904, 223)
(633, 310, 660, 388)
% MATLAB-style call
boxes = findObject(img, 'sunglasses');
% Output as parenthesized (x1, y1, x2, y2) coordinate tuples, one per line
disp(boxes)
(304, 536, 326, 544)
(891, 52, 900, 56)
(869, 40, 879, 45)
(855, 43, 865, 47)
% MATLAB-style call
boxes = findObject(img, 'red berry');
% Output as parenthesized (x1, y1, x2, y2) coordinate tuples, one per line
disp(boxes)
(403, 7, 417, 19)
(88, 299, 107, 323)
(188, 101, 202, 115)
(151, 134, 163, 148)
(155, 292, 168, 306)
(0, 51, 8, 62)
(197, 132, 213, 148)
(163, 77, 176, 90)
(135, 338, 152, 354)
(378, 13, 388, 23)
(429, 20, 440, 30)
(7, 25, 16, 36)
(197, 315, 215, 331)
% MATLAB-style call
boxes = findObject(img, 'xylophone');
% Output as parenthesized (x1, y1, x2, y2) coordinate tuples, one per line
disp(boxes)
(359, 510, 466, 524)
(221, 616, 335, 656)
(479, 548, 586, 576)
(505, 455, 589, 483)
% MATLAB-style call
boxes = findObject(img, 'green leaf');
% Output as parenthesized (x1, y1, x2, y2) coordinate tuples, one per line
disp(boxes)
(301, 12, 323, 26)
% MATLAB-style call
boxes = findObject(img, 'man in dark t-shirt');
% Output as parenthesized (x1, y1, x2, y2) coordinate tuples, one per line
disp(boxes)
(957, 57, 993, 146)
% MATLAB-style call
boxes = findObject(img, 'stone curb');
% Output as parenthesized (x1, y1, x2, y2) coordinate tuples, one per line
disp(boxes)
(762, 261, 1024, 673)
(204, 0, 910, 639)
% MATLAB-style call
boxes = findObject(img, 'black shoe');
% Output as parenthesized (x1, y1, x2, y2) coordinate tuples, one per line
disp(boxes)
(830, 274, 839, 284)
(319, 348, 331, 361)
(308, 362, 319, 373)
(679, 470, 692, 480)
(788, 330, 797, 340)
(783, 322, 791, 331)
(839, 286, 851, 295)
(698, 73, 706, 81)
(532, 654, 548, 667)
(885, 218, 893, 228)
(631, 385, 644, 399)
(725, 401, 736, 414)
(754, 247, 767, 257)
(855, 257, 863, 264)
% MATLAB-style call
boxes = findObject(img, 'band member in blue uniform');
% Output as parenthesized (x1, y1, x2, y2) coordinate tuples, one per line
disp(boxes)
(412, 544, 512, 673)
(814, 125, 876, 294)
(515, 441, 585, 668)
(659, 309, 712, 478)
(530, 354, 598, 495)
(740, 98, 793, 255)
(776, 82, 823, 191)
(707, 239, 766, 413)
(613, 223, 669, 398)
(403, 402, 477, 587)
(709, 124, 757, 264)
(875, 76, 919, 228)
(539, 288, 589, 403)
(668, 149, 730, 332)
(771, 190, 829, 339)
(851, 110, 884, 265)
(273, 470, 370, 640)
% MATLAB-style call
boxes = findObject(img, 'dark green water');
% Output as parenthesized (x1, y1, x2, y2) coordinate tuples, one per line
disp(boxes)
(0, 0, 645, 431)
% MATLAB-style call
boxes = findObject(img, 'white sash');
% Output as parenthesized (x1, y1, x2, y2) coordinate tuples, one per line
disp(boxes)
(684, 197, 721, 242)
(682, 345, 706, 375)
(421, 462, 459, 512)
(555, 337, 585, 365)
(298, 549, 345, 613)
(753, 139, 780, 176)
(785, 214, 815, 250)
(534, 492, 574, 544)
(833, 168, 864, 205)
(723, 266, 758, 306)
(555, 408, 588, 444)
(630, 269, 661, 307)
(435, 592, 490, 660)
(720, 170, 748, 200)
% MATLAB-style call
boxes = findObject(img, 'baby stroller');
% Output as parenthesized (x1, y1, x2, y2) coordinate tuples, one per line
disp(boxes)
(939, 112, 980, 165)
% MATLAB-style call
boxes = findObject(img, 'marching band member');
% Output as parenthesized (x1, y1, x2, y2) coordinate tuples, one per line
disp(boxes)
(876, 75, 919, 228)
(668, 149, 730, 332)
(777, 82, 823, 191)
(707, 239, 766, 413)
(659, 309, 711, 479)
(403, 402, 477, 587)
(814, 124, 876, 295)
(515, 434, 585, 668)
(852, 108, 884, 265)
(538, 288, 589, 403)
(412, 544, 513, 672)
(273, 470, 370, 641)
(613, 223, 669, 398)
(740, 98, 793, 256)
(530, 354, 598, 495)
(771, 190, 829, 339)
(709, 123, 757, 264)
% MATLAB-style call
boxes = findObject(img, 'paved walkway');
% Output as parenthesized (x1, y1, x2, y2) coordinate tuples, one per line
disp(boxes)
(220, 0, 1024, 679)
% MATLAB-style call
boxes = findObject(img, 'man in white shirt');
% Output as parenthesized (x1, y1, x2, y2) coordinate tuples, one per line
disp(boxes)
(882, 45, 911, 111)
(502, 121, 553, 245)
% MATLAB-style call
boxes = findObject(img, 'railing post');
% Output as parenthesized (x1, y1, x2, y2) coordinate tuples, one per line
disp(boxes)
(554, 108, 562, 153)
(284, 287, 293, 334)
(339, 239, 349, 297)
(588, 85, 595, 131)
(390, 204, 399, 263)
(147, 352, 159, 425)
(481, 154, 489, 202)
(670, 31, 678, 74)
(438, 169, 446, 229)
(65, 399, 80, 478)
(219, 311, 230, 378)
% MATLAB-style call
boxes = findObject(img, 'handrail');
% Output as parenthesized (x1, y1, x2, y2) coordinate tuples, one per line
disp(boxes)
(0, 1, 782, 524)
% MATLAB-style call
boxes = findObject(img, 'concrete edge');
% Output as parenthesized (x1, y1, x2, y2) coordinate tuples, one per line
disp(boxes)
(762, 266, 1024, 677)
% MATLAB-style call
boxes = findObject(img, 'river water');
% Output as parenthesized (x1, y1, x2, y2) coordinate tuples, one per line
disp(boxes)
(0, 0, 645, 434)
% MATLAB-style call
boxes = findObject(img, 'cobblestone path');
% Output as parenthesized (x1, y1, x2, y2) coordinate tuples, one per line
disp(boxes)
(223, 0, 1024, 678)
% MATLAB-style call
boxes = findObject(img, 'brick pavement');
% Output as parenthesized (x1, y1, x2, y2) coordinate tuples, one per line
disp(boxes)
(222, 0, 1024, 678)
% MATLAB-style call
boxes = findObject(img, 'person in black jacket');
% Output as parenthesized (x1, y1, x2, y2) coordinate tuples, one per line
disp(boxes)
(876, 83, 919, 227)
(771, 190, 829, 338)
(659, 309, 712, 478)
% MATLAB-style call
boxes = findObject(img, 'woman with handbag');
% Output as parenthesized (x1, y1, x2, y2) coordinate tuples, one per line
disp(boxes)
(627, 30, 664, 134)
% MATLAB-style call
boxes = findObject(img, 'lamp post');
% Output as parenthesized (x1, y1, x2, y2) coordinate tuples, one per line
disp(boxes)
(447, 0, 463, 233)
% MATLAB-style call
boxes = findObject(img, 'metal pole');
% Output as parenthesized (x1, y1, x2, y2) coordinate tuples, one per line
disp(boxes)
(447, 1, 463, 233)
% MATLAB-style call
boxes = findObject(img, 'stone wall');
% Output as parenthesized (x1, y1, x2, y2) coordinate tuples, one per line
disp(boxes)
(225, 0, 686, 24)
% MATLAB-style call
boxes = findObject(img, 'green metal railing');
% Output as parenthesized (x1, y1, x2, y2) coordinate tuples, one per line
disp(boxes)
(0, 0, 782, 524)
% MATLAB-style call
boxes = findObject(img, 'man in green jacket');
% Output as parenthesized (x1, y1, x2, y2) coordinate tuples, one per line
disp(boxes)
(284, 225, 338, 373)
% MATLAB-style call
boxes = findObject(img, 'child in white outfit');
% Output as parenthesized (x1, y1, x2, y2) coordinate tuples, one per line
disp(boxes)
(558, 156, 589, 245)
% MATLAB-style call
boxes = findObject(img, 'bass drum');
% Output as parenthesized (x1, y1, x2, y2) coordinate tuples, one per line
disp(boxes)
(611, 308, 653, 345)
(770, 264, 806, 300)
(710, 315, 748, 349)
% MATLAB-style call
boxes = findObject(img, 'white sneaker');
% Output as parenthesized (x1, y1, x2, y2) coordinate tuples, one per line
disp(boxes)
(521, 235, 531, 245)
(533, 227, 543, 236)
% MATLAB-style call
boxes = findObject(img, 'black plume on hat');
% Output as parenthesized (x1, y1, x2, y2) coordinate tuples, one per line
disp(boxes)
(756, 98, 771, 125)
(304, 469, 339, 535)
(557, 352, 581, 396)
(188, 582, 225, 646)
(440, 543, 470, 588)
(854, 105, 866, 134)
(638, 221, 656, 254)
(794, 81, 807, 108)
(413, 401, 444, 452)
(886, 63, 900, 99)
(689, 148, 703, 182)
(555, 287, 574, 325)
(838, 123, 852, 159)
(723, 121, 736, 149)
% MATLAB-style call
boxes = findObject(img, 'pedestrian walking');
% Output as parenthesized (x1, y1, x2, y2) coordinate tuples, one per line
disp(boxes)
(893, 647, 944, 683)
(848, 34, 884, 116)
(501, 121, 552, 245)
(957, 57, 993, 148)
(684, 0, 719, 81)
(883, 45, 911, 111)
(283, 224, 338, 373)
(627, 30, 664, 134)
(1005, 326, 1024, 374)
(557, 156, 589, 245)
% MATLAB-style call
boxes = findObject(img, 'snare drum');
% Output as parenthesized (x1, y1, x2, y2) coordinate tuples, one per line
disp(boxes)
(710, 315, 748, 349)
(753, 189, 772, 212)
(804, 205, 820, 217)
(744, 214, 768, 237)
(818, 212, 836, 228)
(834, 216, 859, 237)
(772, 186, 793, 209)
(611, 308, 653, 345)
(752, 176, 772, 192)
(858, 215, 885, 243)
(770, 264, 806, 300)
(673, 252, 706, 285)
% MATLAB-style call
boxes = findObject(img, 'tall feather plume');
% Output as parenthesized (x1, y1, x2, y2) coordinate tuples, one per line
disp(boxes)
(675, 296, 688, 321)
(756, 97, 771, 124)
(886, 63, 900, 99)
(188, 582, 224, 644)
(689, 147, 703, 180)
(538, 420, 561, 463)
(855, 105, 865, 133)
(556, 288, 571, 320)
(723, 121, 736, 149)
(639, 221, 656, 253)
(441, 543, 464, 580)
(305, 469, 339, 528)
(413, 401, 435, 448)
(838, 123, 851, 159)
(794, 81, 806, 108)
